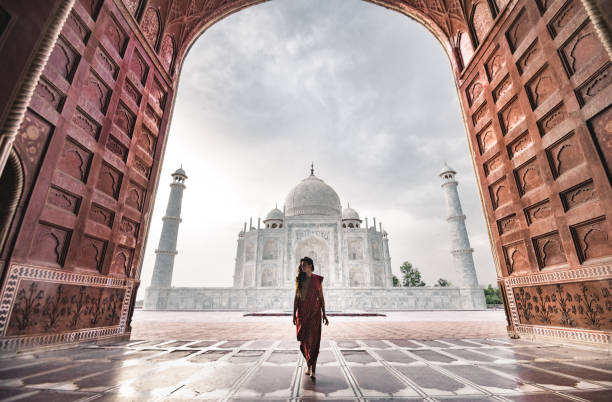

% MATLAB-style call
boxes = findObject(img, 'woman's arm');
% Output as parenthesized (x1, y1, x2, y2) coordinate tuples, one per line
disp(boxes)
(319, 278, 329, 325)
(293, 293, 298, 325)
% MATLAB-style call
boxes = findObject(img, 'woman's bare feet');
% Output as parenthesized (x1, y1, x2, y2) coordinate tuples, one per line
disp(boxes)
(304, 365, 311, 376)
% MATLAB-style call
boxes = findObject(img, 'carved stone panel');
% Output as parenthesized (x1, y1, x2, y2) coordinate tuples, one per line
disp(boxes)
(538, 102, 567, 136)
(119, 217, 139, 239)
(65, 10, 89, 43)
(103, 15, 127, 56)
(486, 50, 505, 81)
(526, 65, 558, 109)
(507, 131, 533, 159)
(533, 232, 567, 268)
(503, 241, 531, 274)
(466, 75, 484, 106)
(497, 214, 519, 235)
(151, 79, 167, 110)
(34, 77, 65, 112)
(472, 102, 489, 127)
(499, 97, 525, 134)
(129, 50, 148, 85)
(88, 203, 114, 228)
(159, 34, 174, 73)
(513, 280, 612, 330)
(123, 79, 141, 105)
(71, 108, 101, 140)
(576, 63, 612, 106)
(506, 8, 530, 52)
(111, 246, 133, 277)
(571, 217, 612, 262)
(587, 105, 612, 182)
(141, 7, 160, 47)
(514, 158, 544, 195)
(57, 138, 92, 182)
(79, 0, 101, 20)
(81, 69, 111, 113)
(106, 135, 128, 162)
(6, 279, 125, 336)
(493, 75, 512, 103)
(560, 22, 606, 76)
(546, 132, 583, 178)
(517, 40, 541, 75)
(525, 199, 552, 225)
(477, 124, 497, 154)
(136, 125, 156, 156)
(126, 181, 145, 211)
(114, 102, 135, 137)
(78, 235, 107, 271)
(548, 0, 581, 38)
(29, 223, 71, 266)
(47, 36, 79, 82)
(489, 177, 512, 209)
(560, 179, 597, 211)
(96, 162, 122, 199)
(94, 45, 118, 79)
(484, 153, 503, 176)
(47, 186, 80, 214)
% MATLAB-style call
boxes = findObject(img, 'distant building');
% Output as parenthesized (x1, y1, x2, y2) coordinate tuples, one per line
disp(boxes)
(234, 165, 393, 289)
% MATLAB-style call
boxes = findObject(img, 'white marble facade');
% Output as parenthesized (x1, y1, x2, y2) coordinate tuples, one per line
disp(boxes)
(233, 169, 393, 290)
(144, 166, 486, 311)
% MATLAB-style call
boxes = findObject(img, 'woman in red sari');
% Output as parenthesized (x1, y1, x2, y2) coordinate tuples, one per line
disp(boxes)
(293, 256, 329, 380)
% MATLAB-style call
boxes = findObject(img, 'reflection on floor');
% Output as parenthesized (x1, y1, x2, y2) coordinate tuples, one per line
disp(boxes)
(0, 337, 610, 401)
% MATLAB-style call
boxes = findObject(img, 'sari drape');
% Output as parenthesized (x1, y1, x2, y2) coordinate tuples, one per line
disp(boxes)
(295, 273, 323, 370)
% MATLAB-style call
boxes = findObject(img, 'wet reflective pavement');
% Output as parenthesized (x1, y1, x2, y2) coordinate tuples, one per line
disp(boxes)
(0, 338, 610, 401)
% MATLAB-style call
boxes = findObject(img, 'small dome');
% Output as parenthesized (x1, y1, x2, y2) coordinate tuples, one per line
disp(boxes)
(284, 173, 341, 217)
(172, 166, 187, 178)
(342, 206, 360, 220)
(265, 207, 284, 221)
(439, 162, 456, 177)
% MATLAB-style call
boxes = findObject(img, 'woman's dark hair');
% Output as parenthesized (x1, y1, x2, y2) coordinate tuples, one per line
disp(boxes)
(295, 256, 314, 295)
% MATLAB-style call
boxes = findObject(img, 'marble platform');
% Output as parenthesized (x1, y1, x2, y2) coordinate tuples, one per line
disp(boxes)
(144, 287, 487, 311)
(0, 336, 611, 401)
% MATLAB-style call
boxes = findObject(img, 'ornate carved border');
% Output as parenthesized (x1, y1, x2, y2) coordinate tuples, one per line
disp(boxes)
(503, 262, 612, 344)
(504, 264, 612, 286)
(0, 264, 134, 350)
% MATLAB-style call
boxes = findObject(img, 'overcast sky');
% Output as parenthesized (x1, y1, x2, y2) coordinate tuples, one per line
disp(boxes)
(138, 0, 498, 296)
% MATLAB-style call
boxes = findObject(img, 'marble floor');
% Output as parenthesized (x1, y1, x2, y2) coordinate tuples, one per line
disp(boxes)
(0, 337, 610, 401)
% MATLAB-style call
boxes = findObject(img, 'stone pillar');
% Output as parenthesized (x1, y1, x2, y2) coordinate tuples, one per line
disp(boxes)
(440, 163, 479, 288)
(145, 167, 187, 308)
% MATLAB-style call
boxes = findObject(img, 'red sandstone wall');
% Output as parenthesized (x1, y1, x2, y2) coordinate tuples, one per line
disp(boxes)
(0, 0, 610, 350)
(458, 0, 612, 341)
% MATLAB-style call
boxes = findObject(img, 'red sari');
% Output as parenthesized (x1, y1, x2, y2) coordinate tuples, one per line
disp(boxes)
(295, 273, 323, 370)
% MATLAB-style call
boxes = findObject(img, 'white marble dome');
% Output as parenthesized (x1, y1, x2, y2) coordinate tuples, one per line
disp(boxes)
(342, 206, 360, 220)
(265, 207, 284, 221)
(284, 174, 342, 217)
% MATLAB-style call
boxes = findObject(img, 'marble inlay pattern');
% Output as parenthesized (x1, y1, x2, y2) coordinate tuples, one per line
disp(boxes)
(0, 338, 610, 400)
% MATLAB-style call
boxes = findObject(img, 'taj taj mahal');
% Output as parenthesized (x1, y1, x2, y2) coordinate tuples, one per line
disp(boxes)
(144, 165, 486, 311)
(234, 164, 393, 290)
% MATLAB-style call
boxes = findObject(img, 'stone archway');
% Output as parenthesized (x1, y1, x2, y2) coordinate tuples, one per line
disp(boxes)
(0, 0, 610, 350)
(295, 236, 331, 282)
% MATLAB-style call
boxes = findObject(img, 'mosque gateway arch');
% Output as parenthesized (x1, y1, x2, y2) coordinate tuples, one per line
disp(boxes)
(0, 0, 610, 351)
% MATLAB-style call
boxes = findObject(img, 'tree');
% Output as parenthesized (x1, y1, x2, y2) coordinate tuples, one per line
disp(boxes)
(392, 275, 400, 287)
(484, 284, 502, 304)
(399, 261, 426, 287)
(435, 278, 452, 287)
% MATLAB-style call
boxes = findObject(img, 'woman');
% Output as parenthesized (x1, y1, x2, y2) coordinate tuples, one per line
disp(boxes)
(293, 256, 329, 381)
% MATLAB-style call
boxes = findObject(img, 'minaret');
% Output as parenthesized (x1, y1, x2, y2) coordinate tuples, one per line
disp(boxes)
(149, 166, 187, 289)
(440, 163, 479, 288)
